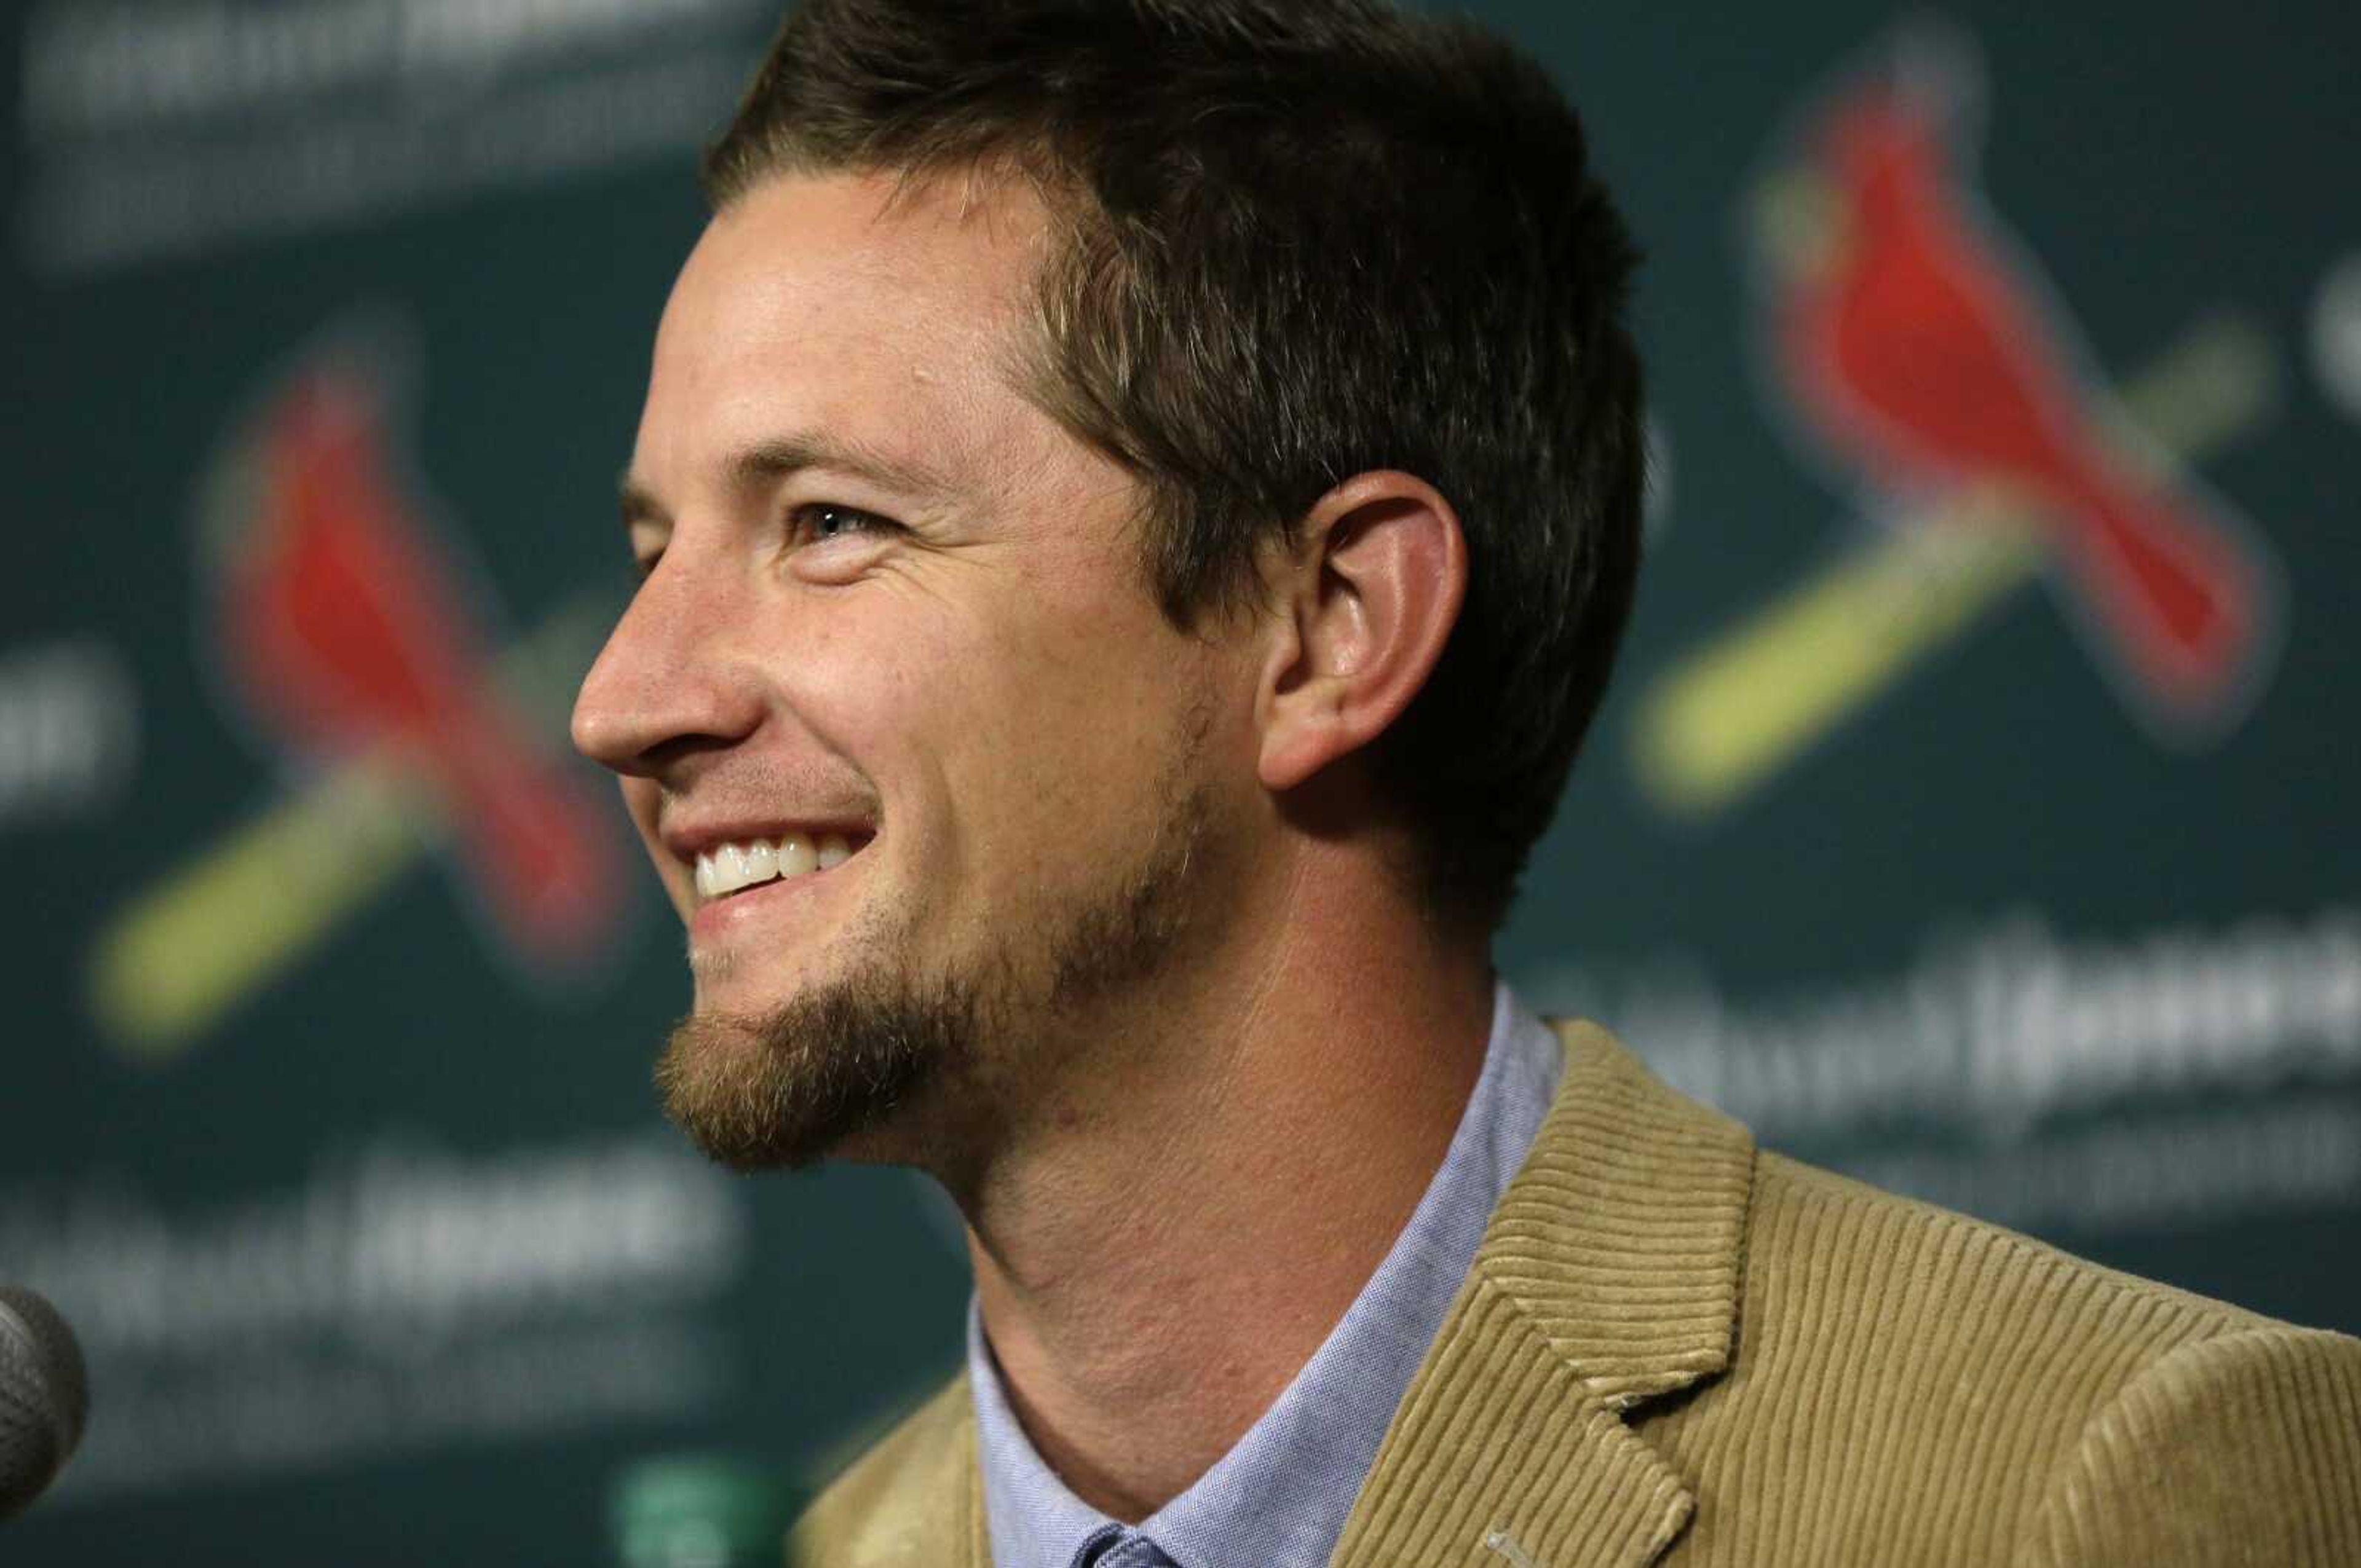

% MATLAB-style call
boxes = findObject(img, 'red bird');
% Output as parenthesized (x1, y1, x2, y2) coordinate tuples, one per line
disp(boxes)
(1762, 34, 2275, 727)
(213, 358, 622, 966)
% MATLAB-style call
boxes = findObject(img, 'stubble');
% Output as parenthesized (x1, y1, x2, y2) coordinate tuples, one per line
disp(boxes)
(654, 741, 1214, 1175)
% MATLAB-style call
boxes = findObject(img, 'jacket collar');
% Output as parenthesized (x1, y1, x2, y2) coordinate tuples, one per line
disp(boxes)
(1327, 1020, 1755, 1568)
(795, 1020, 1754, 1568)
(788, 1373, 988, 1567)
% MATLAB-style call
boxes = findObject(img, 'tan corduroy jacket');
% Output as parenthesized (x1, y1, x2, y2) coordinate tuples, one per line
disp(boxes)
(788, 1022, 2361, 1566)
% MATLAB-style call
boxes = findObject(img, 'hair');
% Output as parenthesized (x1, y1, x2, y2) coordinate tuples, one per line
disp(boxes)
(703, 0, 1645, 933)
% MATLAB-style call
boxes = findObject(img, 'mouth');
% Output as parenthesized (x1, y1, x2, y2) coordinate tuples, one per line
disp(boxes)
(690, 830, 874, 907)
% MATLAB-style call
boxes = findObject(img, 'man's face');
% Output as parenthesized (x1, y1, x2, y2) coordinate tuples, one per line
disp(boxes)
(572, 170, 1257, 1171)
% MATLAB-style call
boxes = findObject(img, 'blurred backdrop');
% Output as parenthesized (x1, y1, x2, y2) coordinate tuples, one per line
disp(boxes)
(4, 0, 2355, 1561)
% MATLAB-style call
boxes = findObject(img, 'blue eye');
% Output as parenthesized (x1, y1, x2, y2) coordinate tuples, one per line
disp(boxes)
(794, 503, 890, 542)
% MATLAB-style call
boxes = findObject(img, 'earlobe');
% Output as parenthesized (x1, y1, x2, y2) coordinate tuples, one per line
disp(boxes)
(1256, 472, 1467, 792)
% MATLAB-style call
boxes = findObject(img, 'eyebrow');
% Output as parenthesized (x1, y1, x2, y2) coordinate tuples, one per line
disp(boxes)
(618, 431, 957, 532)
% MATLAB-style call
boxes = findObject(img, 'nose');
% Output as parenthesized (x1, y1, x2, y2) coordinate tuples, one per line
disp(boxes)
(571, 553, 761, 778)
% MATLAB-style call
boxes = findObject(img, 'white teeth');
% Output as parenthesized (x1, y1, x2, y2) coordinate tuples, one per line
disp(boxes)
(692, 832, 859, 901)
(778, 832, 817, 877)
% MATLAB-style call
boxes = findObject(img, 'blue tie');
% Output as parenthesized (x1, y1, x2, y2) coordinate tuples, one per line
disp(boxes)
(1069, 1523, 1179, 1568)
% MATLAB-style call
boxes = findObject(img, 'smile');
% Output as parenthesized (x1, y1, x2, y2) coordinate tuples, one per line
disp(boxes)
(694, 832, 863, 902)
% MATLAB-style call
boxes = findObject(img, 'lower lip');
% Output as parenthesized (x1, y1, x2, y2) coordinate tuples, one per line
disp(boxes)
(688, 858, 859, 944)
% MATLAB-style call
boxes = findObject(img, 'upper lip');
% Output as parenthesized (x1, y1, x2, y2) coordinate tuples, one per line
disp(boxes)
(660, 819, 877, 865)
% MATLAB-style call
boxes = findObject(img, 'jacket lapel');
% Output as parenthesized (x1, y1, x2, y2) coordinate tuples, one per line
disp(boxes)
(1328, 1021, 1755, 1568)
(807, 1020, 1753, 1568)
(787, 1374, 989, 1568)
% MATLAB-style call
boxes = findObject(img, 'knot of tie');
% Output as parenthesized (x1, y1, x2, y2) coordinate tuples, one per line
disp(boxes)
(1069, 1522, 1179, 1568)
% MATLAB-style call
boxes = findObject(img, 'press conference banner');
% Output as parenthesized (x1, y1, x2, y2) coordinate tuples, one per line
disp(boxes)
(5, 2, 2355, 1562)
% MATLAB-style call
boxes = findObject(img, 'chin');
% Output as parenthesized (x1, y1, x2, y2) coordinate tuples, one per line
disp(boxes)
(654, 964, 975, 1173)
(652, 758, 1217, 1178)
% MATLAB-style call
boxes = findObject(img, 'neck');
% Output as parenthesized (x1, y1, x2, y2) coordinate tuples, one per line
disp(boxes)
(951, 855, 1495, 1521)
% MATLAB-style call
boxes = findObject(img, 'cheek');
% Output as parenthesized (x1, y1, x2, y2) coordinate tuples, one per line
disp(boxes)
(952, 607, 1141, 762)
(793, 578, 1213, 840)
(971, 629, 1208, 830)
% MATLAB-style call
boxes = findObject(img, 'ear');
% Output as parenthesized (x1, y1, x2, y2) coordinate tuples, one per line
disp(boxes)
(1257, 471, 1467, 792)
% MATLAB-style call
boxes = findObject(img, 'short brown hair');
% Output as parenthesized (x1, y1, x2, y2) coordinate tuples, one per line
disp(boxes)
(705, 0, 1645, 932)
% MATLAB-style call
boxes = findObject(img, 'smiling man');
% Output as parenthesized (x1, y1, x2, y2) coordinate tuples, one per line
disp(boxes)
(571, 2, 2361, 1566)
(598, 171, 1243, 1179)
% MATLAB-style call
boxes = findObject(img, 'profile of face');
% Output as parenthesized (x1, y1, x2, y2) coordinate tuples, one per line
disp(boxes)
(571, 171, 1259, 1175)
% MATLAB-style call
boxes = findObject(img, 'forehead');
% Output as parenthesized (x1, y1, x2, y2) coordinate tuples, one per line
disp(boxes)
(640, 168, 1058, 484)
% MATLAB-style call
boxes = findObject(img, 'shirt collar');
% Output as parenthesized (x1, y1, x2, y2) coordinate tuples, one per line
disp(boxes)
(968, 981, 1566, 1568)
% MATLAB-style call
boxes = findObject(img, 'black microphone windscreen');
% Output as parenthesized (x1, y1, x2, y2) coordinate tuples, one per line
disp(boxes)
(0, 1285, 90, 1521)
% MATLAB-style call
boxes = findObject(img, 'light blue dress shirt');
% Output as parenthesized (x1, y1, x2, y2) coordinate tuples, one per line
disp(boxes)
(967, 982, 1566, 1568)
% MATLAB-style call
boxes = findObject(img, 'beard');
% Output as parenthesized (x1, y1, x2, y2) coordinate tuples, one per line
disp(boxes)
(654, 758, 1214, 1176)
(653, 955, 981, 1175)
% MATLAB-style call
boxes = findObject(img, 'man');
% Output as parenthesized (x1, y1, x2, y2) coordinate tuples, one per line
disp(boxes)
(570, 1, 2361, 1563)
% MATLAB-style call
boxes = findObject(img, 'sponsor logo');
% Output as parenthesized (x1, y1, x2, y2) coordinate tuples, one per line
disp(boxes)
(1519, 903, 2361, 1232)
(17, 0, 769, 274)
(4, 1132, 746, 1502)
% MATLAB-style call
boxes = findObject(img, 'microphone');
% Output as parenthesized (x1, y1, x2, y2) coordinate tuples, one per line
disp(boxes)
(0, 1286, 89, 1520)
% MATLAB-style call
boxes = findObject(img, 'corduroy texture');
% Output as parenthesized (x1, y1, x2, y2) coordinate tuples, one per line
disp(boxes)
(788, 1374, 986, 1565)
(786, 1023, 2361, 1566)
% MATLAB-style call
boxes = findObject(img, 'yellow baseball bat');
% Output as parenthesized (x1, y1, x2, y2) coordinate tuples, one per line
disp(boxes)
(1632, 315, 2277, 818)
(87, 592, 620, 1058)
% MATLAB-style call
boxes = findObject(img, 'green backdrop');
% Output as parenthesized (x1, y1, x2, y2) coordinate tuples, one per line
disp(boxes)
(5, 1, 2355, 1561)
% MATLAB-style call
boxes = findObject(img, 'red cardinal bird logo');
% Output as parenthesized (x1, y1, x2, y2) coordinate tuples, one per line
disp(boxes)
(1758, 28, 2282, 731)
(205, 334, 624, 973)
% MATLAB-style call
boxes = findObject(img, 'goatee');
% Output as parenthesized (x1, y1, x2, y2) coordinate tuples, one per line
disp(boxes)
(655, 964, 983, 1172)
(654, 772, 1211, 1174)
